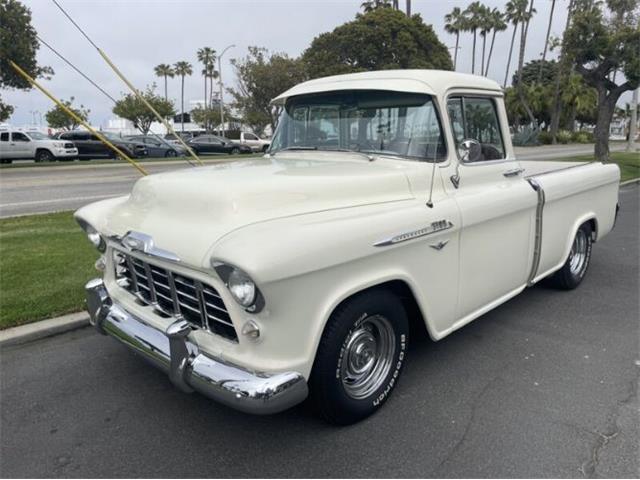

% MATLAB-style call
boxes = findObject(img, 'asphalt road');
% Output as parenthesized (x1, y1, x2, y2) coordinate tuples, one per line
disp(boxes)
(1, 185, 637, 478)
(0, 143, 626, 218)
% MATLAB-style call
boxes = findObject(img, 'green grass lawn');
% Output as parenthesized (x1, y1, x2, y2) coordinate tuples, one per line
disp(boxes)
(553, 151, 640, 182)
(0, 212, 98, 329)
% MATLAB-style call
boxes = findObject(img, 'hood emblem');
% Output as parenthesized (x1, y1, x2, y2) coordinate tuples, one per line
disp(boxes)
(120, 231, 181, 262)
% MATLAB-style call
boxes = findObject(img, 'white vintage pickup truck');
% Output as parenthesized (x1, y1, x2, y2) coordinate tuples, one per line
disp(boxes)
(79, 70, 620, 424)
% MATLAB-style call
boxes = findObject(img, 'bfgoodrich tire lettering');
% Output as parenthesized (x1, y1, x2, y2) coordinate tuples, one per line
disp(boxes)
(310, 289, 409, 425)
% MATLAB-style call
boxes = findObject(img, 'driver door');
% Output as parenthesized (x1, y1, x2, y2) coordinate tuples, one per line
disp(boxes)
(445, 95, 537, 319)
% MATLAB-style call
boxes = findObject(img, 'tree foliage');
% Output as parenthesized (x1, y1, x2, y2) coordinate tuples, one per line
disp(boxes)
(563, 0, 640, 160)
(112, 87, 175, 135)
(0, 0, 54, 120)
(302, 8, 452, 79)
(44, 97, 90, 131)
(191, 105, 225, 133)
(228, 47, 307, 134)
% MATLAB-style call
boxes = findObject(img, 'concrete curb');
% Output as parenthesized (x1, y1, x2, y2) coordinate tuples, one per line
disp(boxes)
(620, 178, 640, 187)
(0, 312, 89, 347)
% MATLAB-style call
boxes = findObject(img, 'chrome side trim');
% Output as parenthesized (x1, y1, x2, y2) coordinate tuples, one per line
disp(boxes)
(526, 179, 545, 285)
(374, 220, 454, 247)
(85, 279, 308, 415)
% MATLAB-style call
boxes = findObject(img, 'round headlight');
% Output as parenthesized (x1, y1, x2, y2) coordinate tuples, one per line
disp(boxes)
(228, 268, 256, 307)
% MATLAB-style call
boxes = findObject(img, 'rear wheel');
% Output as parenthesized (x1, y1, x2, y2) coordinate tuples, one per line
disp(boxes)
(310, 290, 409, 425)
(165, 149, 177, 157)
(549, 222, 593, 289)
(230, 147, 240, 155)
(35, 149, 54, 162)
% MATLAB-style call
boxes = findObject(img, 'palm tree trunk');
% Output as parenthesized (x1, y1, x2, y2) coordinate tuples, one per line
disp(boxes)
(181, 75, 185, 133)
(516, 0, 536, 127)
(454, 32, 460, 70)
(481, 34, 487, 76)
(204, 76, 207, 110)
(538, 0, 556, 82)
(503, 23, 518, 88)
(550, 0, 575, 143)
(406, 0, 411, 16)
(486, 30, 497, 76)
(472, 30, 477, 74)
(163, 75, 168, 102)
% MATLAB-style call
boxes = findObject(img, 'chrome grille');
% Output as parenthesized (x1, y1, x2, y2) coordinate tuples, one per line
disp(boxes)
(113, 249, 237, 341)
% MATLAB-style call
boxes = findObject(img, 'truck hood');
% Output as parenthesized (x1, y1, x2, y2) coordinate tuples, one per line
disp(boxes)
(98, 156, 414, 266)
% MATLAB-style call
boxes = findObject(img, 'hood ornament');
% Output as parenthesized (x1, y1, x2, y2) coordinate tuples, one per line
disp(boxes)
(120, 231, 181, 262)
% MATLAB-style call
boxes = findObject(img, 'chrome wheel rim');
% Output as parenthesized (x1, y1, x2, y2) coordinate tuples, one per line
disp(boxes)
(569, 229, 588, 275)
(340, 315, 396, 400)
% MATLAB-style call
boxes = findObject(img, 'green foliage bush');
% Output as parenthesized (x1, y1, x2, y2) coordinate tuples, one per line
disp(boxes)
(571, 131, 593, 143)
(556, 130, 573, 144)
(537, 131, 553, 144)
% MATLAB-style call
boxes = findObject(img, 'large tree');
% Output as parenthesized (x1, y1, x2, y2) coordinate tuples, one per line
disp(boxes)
(197, 47, 216, 109)
(564, 0, 640, 161)
(173, 61, 193, 132)
(112, 87, 175, 135)
(302, 8, 452, 79)
(503, 0, 529, 88)
(153, 64, 174, 102)
(228, 47, 307, 135)
(44, 97, 89, 130)
(484, 8, 507, 76)
(0, 0, 53, 121)
(445, 7, 465, 70)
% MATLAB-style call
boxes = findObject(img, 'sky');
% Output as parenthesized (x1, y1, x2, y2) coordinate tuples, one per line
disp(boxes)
(3, 0, 607, 128)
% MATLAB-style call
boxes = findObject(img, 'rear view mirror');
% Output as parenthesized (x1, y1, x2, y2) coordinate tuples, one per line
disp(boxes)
(458, 138, 482, 163)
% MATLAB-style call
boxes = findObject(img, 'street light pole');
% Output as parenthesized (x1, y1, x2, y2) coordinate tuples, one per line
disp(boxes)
(217, 44, 235, 136)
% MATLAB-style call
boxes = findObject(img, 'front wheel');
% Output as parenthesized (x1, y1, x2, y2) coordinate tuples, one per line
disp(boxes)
(164, 149, 177, 157)
(35, 150, 53, 162)
(230, 147, 240, 155)
(310, 290, 409, 425)
(549, 222, 593, 289)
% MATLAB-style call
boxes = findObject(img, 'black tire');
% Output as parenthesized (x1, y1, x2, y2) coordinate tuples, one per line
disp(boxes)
(230, 147, 240, 155)
(262, 145, 269, 153)
(165, 149, 177, 157)
(35, 149, 54, 162)
(548, 222, 593, 290)
(0, 159, 12, 164)
(310, 289, 409, 425)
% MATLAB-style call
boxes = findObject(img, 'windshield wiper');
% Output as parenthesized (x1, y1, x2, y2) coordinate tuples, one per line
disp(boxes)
(272, 146, 318, 155)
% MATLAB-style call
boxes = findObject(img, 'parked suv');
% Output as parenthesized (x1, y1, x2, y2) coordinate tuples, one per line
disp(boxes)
(187, 135, 253, 155)
(226, 131, 270, 152)
(0, 129, 78, 163)
(56, 131, 147, 160)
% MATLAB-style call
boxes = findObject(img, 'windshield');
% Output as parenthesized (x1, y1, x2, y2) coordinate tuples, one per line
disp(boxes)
(270, 90, 446, 161)
(28, 132, 49, 140)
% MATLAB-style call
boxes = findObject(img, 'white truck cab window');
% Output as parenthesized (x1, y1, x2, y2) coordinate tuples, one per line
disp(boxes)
(447, 96, 505, 161)
(0, 132, 8, 142)
(12, 132, 30, 142)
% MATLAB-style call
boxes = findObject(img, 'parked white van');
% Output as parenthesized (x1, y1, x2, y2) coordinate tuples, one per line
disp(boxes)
(0, 129, 78, 163)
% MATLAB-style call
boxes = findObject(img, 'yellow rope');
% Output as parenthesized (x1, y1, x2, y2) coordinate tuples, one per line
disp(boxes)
(97, 49, 204, 166)
(10, 61, 148, 176)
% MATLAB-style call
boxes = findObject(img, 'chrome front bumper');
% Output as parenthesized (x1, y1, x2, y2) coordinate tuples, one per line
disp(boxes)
(85, 278, 308, 415)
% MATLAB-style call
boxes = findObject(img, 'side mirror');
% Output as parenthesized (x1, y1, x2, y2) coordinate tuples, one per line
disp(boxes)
(458, 138, 482, 163)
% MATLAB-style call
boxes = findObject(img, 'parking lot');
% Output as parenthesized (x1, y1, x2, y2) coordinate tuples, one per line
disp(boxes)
(1, 183, 637, 478)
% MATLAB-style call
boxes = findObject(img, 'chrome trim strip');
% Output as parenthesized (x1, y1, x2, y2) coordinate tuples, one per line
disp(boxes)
(374, 220, 454, 247)
(85, 279, 309, 415)
(119, 231, 180, 263)
(526, 179, 545, 285)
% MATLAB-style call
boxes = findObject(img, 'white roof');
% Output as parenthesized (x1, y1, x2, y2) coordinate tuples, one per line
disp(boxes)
(272, 69, 502, 105)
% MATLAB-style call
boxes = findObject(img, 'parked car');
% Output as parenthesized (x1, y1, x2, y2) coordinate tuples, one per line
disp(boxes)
(125, 135, 185, 157)
(186, 135, 253, 155)
(78, 70, 620, 425)
(55, 131, 147, 159)
(0, 129, 78, 163)
(226, 131, 270, 152)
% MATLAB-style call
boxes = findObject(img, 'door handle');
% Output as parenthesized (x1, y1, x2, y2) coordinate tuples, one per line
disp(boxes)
(503, 167, 525, 177)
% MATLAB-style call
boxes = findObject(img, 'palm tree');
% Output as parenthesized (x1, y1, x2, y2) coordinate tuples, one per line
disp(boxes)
(484, 8, 507, 76)
(204, 63, 219, 112)
(478, 5, 493, 76)
(515, 0, 537, 125)
(538, 0, 557, 82)
(445, 7, 465, 70)
(464, 2, 485, 75)
(173, 61, 193, 132)
(406, 0, 411, 15)
(503, 0, 529, 88)
(154, 64, 174, 102)
(197, 47, 216, 110)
